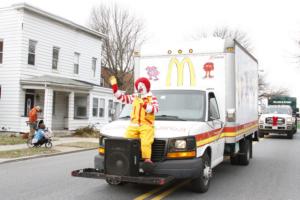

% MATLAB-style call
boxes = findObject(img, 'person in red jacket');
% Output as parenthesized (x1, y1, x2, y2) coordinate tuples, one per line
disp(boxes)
(28, 106, 42, 138)
(110, 76, 159, 166)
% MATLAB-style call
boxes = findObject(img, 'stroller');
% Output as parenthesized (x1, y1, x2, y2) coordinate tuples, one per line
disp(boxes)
(27, 120, 53, 148)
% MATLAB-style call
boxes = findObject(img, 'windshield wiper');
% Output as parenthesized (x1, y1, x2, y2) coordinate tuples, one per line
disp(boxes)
(155, 115, 186, 121)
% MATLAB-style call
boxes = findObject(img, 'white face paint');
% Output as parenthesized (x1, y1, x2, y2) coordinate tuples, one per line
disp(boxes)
(137, 82, 147, 95)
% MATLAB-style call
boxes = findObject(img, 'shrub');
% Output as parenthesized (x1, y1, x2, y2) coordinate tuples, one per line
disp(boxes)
(73, 125, 100, 138)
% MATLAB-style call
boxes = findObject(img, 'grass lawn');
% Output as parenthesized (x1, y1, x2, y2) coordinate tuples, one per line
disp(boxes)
(0, 136, 27, 145)
(0, 148, 59, 158)
(57, 142, 99, 149)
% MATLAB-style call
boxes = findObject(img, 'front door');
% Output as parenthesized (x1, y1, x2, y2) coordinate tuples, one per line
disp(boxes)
(207, 93, 224, 167)
(24, 94, 34, 116)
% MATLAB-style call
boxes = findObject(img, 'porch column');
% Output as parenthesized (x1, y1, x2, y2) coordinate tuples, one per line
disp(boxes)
(43, 88, 53, 130)
(68, 92, 74, 130)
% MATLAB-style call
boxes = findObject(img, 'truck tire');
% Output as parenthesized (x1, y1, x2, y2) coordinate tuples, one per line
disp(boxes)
(190, 152, 212, 193)
(230, 154, 239, 165)
(259, 132, 265, 138)
(105, 177, 124, 186)
(238, 139, 250, 166)
(287, 132, 293, 139)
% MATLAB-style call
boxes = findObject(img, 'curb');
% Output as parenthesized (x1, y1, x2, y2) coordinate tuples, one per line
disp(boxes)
(0, 147, 97, 165)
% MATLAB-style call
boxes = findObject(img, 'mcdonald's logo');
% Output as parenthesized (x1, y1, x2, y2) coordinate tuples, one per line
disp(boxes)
(166, 57, 196, 87)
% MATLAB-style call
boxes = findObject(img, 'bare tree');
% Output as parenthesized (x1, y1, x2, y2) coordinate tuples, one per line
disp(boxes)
(194, 26, 253, 52)
(258, 74, 289, 99)
(89, 4, 145, 92)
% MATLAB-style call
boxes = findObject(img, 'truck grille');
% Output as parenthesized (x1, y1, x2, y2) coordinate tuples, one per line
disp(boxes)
(265, 117, 285, 125)
(151, 140, 166, 162)
(139, 139, 166, 162)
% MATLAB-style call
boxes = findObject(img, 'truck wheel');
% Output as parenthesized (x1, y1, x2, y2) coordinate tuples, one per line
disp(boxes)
(259, 132, 265, 138)
(287, 132, 293, 139)
(238, 139, 250, 166)
(190, 152, 212, 193)
(230, 154, 239, 165)
(105, 177, 123, 186)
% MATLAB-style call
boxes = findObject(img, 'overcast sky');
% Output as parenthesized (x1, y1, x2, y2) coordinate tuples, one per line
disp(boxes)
(1, 0, 300, 103)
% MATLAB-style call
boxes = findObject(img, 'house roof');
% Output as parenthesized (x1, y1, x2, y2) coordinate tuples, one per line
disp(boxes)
(11, 3, 107, 40)
(21, 75, 93, 90)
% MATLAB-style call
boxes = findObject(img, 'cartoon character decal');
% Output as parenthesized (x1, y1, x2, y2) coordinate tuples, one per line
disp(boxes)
(146, 66, 160, 81)
(203, 62, 214, 79)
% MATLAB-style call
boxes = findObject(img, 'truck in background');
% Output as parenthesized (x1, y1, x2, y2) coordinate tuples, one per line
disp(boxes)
(268, 96, 298, 134)
(72, 38, 259, 193)
(259, 105, 295, 139)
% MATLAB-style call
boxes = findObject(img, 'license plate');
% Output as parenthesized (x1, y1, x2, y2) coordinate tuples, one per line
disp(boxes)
(272, 126, 278, 130)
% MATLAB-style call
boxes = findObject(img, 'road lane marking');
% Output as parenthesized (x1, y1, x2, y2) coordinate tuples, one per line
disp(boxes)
(150, 180, 190, 200)
(133, 181, 176, 200)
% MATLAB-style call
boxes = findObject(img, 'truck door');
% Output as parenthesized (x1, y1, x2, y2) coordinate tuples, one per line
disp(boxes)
(208, 92, 224, 166)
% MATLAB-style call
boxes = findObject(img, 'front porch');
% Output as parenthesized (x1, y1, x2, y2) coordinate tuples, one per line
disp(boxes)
(21, 76, 93, 132)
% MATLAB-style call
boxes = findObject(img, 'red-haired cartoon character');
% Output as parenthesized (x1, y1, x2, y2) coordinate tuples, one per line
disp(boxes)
(146, 66, 160, 81)
(203, 62, 214, 79)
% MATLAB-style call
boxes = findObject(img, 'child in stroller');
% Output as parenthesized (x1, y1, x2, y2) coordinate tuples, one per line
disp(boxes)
(27, 120, 52, 148)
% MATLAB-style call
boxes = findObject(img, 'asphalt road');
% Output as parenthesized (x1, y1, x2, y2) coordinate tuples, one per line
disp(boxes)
(1, 132, 300, 200)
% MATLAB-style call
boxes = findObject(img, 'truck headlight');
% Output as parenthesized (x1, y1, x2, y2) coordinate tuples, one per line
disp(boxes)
(286, 117, 293, 124)
(174, 140, 186, 149)
(168, 137, 196, 152)
(167, 137, 196, 159)
(259, 118, 265, 124)
(99, 135, 107, 147)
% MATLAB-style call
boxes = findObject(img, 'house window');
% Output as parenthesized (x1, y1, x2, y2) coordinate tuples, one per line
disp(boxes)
(74, 95, 87, 118)
(0, 40, 3, 64)
(99, 98, 105, 117)
(52, 47, 60, 70)
(93, 98, 98, 117)
(74, 52, 80, 74)
(108, 99, 113, 117)
(28, 40, 37, 65)
(92, 57, 97, 77)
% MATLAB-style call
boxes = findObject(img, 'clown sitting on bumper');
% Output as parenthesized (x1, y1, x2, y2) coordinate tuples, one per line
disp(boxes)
(110, 76, 159, 165)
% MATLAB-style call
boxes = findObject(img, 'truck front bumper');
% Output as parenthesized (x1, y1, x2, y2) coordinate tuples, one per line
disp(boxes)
(259, 128, 293, 134)
(94, 154, 202, 179)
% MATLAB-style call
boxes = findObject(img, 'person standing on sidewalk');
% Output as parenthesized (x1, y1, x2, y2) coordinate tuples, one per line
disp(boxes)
(28, 106, 42, 138)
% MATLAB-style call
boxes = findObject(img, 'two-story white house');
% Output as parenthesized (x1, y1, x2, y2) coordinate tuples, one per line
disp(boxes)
(0, 3, 121, 133)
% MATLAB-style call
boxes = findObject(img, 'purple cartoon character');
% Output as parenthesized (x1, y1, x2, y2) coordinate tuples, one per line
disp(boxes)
(146, 66, 160, 81)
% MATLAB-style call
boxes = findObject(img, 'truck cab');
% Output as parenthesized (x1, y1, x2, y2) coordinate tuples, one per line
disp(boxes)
(96, 89, 224, 179)
(259, 105, 295, 139)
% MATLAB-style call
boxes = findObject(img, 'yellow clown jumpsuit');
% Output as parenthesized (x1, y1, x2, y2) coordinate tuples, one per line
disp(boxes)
(125, 96, 156, 159)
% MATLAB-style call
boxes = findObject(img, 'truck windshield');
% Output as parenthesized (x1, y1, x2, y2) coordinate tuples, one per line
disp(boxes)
(263, 106, 292, 115)
(118, 90, 206, 121)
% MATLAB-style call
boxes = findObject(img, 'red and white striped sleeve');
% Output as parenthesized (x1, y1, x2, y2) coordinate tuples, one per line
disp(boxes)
(114, 90, 135, 104)
(145, 95, 159, 114)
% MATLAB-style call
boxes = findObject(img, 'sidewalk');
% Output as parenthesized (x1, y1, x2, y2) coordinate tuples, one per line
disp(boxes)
(0, 137, 99, 164)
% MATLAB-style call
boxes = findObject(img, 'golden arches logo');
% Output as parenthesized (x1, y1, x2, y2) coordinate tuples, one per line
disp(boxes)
(166, 57, 196, 87)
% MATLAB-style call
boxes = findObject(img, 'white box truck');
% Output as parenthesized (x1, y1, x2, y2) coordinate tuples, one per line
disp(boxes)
(72, 38, 259, 193)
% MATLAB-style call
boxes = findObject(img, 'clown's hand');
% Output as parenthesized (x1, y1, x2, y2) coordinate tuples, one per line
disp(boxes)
(109, 76, 118, 94)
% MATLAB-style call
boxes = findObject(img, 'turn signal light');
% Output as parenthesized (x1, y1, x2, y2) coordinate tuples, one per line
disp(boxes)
(98, 147, 105, 155)
(167, 151, 196, 159)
